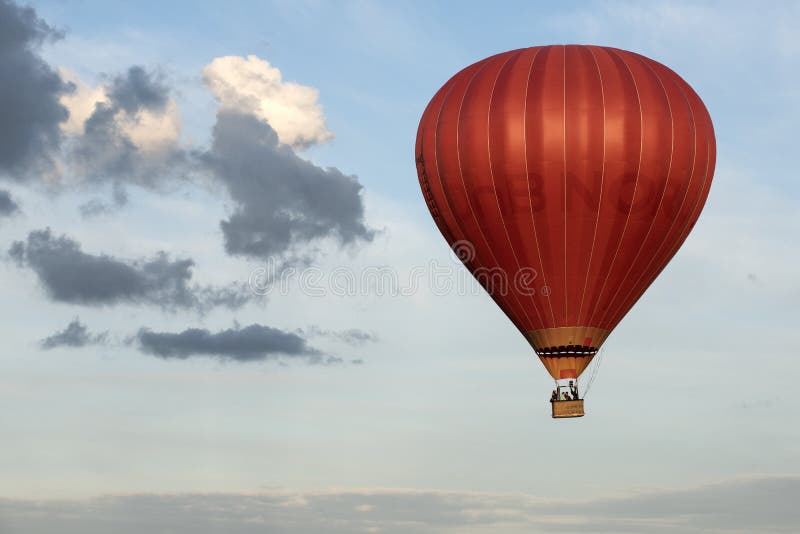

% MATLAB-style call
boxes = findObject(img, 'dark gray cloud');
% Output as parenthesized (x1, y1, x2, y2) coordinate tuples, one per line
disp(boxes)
(40, 317, 107, 349)
(108, 66, 169, 115)
(0, 0, 71, 180)
(135, 323, 334, 364)
(0, 189, 20, 216)
(72, 66, 182, 185)
(9, 228, 250, 311)
(305, 325, 378, 346)
(202, 110, 373, 260)
(0, 476, 798, 534)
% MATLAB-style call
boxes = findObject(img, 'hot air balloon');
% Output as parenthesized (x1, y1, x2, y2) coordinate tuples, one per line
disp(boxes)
(414, 45, 715, 418)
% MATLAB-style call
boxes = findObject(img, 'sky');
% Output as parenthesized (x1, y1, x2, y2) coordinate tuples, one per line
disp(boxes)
(0, 0, 798, 532)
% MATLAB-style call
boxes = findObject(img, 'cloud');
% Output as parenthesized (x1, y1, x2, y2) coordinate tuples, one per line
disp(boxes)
(0, 189, 20, 217)
(135, 323, 333, 364)
(77, 182, 128, 218)
(202, 110, 373, 259)
(40, 317, 108, 349)
(57, 58, 371, 263)
(2, 3, 371, 262)
(0, 0, 71, 180)
(0, 476, 798, 534)
(305, 325, 378, 346)
(65, 66, 183, 187)
(58, 69, 107, 136)
(8, 228, 250, 311)
(106, 64, 169, 113)
(203, 55, 333, 148)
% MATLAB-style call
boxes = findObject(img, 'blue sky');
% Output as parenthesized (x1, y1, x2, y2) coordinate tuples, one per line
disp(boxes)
(0, 1, 799, 532)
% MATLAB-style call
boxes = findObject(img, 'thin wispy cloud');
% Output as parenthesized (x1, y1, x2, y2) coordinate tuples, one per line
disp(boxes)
(1, 476, 797, 534)
(40, 317, 108, 349)
(304, 325, 378, 346)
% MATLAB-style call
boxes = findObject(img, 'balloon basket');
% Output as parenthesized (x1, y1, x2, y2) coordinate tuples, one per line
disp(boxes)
(551, 399, 585, 419)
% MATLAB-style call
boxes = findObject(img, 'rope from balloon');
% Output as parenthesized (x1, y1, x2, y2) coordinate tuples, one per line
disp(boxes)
(581, 347, 606, 398)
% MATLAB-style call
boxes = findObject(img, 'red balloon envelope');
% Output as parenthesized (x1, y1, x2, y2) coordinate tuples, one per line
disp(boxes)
(415, 45, 715, 383)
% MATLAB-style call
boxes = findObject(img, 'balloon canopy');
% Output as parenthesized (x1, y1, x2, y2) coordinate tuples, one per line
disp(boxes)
(415, 45, 715, 381)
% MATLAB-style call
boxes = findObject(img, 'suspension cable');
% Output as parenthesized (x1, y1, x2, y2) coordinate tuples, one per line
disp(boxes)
(582, 347, 606, 398)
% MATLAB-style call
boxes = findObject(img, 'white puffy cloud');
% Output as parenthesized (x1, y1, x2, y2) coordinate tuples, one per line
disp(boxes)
(202, 55, 334, 148)
(121, 98, 181, 153)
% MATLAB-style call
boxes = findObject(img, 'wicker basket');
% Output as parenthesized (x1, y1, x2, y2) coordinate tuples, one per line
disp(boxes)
(551, 399, 585, 418)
